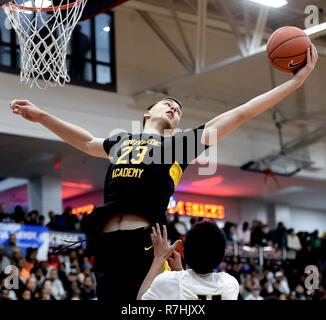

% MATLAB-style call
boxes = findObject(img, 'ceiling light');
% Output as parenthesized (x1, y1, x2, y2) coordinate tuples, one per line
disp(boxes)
(249, 0, 288, 8)
(103, 26, 111, 32)
(62, 182, 93, 189)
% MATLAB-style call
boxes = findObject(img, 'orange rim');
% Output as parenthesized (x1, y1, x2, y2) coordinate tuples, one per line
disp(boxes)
(1, 0, 83, 11)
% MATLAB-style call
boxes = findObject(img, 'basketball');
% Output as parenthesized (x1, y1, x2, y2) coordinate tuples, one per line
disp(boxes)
(267, 26, 311, 73)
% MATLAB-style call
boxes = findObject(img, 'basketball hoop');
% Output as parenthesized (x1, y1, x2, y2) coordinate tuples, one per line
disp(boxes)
(1, 0, 88, 89)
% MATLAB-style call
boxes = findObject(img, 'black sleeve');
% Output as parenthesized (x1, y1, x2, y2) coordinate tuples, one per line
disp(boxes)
(103, 132, 125, 156)
(174, 124, 210, 169)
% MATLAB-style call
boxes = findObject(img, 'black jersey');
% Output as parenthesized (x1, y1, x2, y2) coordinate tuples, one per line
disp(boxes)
(87, 125, 210, 234)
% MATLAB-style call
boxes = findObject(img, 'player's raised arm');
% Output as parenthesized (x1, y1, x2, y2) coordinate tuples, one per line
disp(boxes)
(137, 224, 181, 300)
(9, 99, 110, 160)
(202, 44, 318, 146)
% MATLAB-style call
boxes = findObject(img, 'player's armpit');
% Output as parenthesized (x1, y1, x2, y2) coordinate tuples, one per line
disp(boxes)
(85, 137, 112, 160)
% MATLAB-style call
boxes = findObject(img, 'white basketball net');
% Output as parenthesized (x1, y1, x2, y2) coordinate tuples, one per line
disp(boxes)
(3, 0, 88, 89)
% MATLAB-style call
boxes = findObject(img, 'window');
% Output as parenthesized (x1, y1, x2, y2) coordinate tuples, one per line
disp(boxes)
(0, 11, 116, 92)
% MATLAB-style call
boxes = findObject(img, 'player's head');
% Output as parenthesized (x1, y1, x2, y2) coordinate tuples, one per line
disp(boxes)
(143, 97, 183, 130)
(183, 221, 226, 274)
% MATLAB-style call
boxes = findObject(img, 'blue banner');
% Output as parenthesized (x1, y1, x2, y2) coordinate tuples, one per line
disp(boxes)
(49, 231, 86, 250)
(0, 223, 50, 261)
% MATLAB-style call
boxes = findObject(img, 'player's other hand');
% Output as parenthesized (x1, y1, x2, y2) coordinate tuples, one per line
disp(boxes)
(292, 44, 318, 85)
(151, 223, 182, 261)
(10, 99, 45, 123)
(168, 250, 183, 271)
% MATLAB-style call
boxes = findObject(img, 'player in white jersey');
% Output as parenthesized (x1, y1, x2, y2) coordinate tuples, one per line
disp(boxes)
(137, 221, 239, 300)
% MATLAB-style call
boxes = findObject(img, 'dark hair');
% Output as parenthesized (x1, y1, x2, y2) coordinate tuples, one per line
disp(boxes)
(243, 222, 249, 231)
(142, 97, 183, 129)
(183, 222, 226, 274)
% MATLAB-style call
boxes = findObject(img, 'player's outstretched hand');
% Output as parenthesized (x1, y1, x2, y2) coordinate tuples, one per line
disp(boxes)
(10, 99, 45, 123)
(151, 223, 182, 261)
(292, 44, 318, 85)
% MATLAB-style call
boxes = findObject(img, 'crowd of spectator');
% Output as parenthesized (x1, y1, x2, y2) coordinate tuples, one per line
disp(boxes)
(0, 203, 326, 300)
(0, 237, 97, 300)
(221, 220, 326, 300)
(0, 203, 86, 232)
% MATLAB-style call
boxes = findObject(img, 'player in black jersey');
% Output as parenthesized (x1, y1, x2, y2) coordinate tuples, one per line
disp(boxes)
(9, 43, 318, 300)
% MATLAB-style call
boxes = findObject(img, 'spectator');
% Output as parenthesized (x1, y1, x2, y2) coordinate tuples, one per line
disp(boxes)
(67, 280, 80, 300)
(310, 230, 322, 263)
(32, 267, 45, 288)
(260, 279, 271, 298)
(21, 289, 32, 300)
(295, 284, 307, 300)
(13, 205, 26, 224)
(260, 269, 274, 293)
(223, 222, 233, 241)
(261, 225, 272, 247)
(279, 293, 287, 300)
(310, 230, 322, 249)
(39, 215, 45, 227)
(25, 247, 38, 268)
(0, 202, 8, 222)
(48, 268, 66, 300)
(25, 276, 38, 299)
(227, 224, 238, 243)
(287, 229, 302, 260)
(80, 276, 97, 300)
(76, 247, 85, 268)
(297, 231, 309, 251)
(244, 286, 263, 300)
(0, 276, 18, 300)
(46, 211, 58, 229)
(40, 261, 49, 277)
(67, 251, 80, 275)
(271, 282, 282, 299)
(228, 262, 241, 284)
(237, 222, 251, 245)
(57, 245, 70, 266)
(21, 247, 38, 282)
(0, 288, 10, 300)
(0, 244, 11, 272)
(271, 222, 287, 249)
(39, 279, 55, 300)
(46, 250, 60, 269)
(274, 271, 290, 295)
(57, 263, 70, 289)
(250, 221, 264, 247)
(26, 210, 39, 225)
(63, 207, 79, 231)
(77, 272, 85, 288)
(3, 234, 25, 260)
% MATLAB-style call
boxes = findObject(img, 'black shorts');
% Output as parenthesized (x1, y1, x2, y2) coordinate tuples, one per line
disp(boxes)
(93, 226, 155, 301)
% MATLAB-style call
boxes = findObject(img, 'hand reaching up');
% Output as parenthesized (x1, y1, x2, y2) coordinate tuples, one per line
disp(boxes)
(151, 223, 182, 262)
(10, 99, 45, 123)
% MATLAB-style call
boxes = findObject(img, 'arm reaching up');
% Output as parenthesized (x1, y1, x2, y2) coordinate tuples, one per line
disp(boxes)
(137, 224, 182, 300)
(10, 99, 110, 159)
(202, 44, 318, 146)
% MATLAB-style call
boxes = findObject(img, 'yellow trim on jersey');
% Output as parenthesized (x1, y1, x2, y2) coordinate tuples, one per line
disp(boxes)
(161, 260, 171, 273)
(143, 246, 171, 273)
(169, 161, 183, 189)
